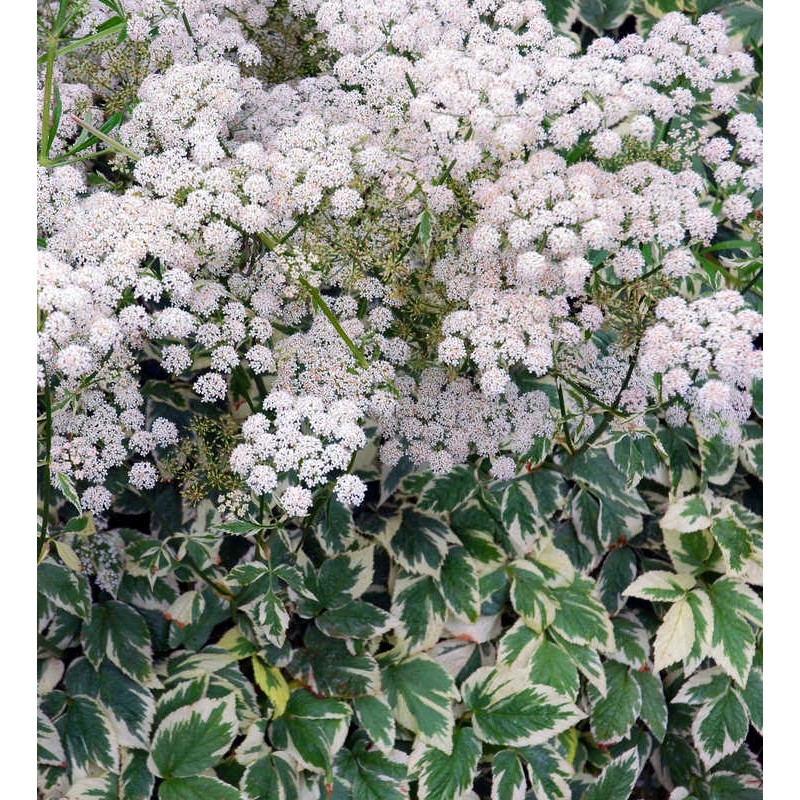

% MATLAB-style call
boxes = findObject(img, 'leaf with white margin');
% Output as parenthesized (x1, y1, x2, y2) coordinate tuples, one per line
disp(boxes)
(383, 509, 456, 577)
(64, 774, 118, 799)
(632, 669, 668, 742)
(672, 668, 730, 707)
(337, 739, 409, 800)
(81, 600, 154, 682)
(491, 749, 526, 800)
(610, 613, 650, 669)
(623, 571, 696, 602)
(37, 709, 66, 767)
(661, 494, 713, 533)
(166, 590, 205, 627)
(589, 662, 642, 744)
(742, 667, 763, 733)
(353, 695, 396, 753)
(444, 614, 502, 644)
(497, 620, 541, 667)
(549, 630, 607, 696)
(98, 661, 155, 749)
(159, 775, 240, 800)
(38, 561, 92, 620)
(691, 687, 749, 769)
(528, 538, 576, 586)
(62, 694, 119, 774)
(550, 576, 615, 651)
(684, 588, 714, 674)
(529, 638, 580, 700)
(439, 547, 481, 622)
(508, 560, 558, 632)
(410, 725, 481, 800)
(239, 587, 289, 649)
(315, 545, 376, 608)
(663, 528, 716, 576)
(429, 638, 477, 680)
(583, 748, 641, 800)
(148, 694, 238, 778)
(269, 689, 351, 775)
(390, 571, 446, 652)
(240, 751, 299, 800)
(707, 577, 762, 688)
(653, 598, 696, 671)
(380, 654, 458, 754)
(462, 666, 584, 747)
(518, 743, 573, 800)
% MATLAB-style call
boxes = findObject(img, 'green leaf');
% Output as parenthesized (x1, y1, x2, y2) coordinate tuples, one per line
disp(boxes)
(289, 627, 380, 698)
(159, 776, 240, 800)
(384, 509, 455, 576)
(37, 709, 66, 766)
(632, 668, 667, 742)
(317, 600, 394, 640)
(121, 750, 155, 800)
(653, 596, 696, 671)
(492, 749, 526, 800)
(239, 587, 289, 648)
(391, 571, 446, 651)
(82, 601, 154, 682)
(337, 739, 408, 800)
(518, 743, 573, 800)
(241, 752, 298, 800)
(148, 695, 238, 779)
(692, 687, 749, 769)
(98, 660, 155, 749)
(270, 689, 351, 774)
(315, 546, 375, 608)
(673, 669, 731, 709)
(567, 451, 648, 514)
(589, 662, 642, 744)
(418, 465, 478, 513)
(65, 774, 119, 799)
(462, 666, 584, 747)
(38, 560, 92, 620)
(661, 494, 712, 533)
(315, 496, 357, 555)
(411, 725, 480, 800)
(550, 576, 614, 650)
(610, 613, 650, 669)
(353, 695, 396, 753)
(742, 667, 763, 733)
(623, 570, 695, 602)
(509, 560, 557, 632)
(440, 547, 481, 622)
(597, 548, 637, 614)
(381, 654, 458, 753)
(707, 577, 762, 687)
(711, 506, 759, 578)
(529, 639, 580, 700)
(541, 0, 577, 27)
(583, 748, 641, 800)
(61, 694, 119, 773)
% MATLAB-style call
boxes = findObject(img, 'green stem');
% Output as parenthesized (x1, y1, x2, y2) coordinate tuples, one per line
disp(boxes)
(39, 38, 58, 163)
(297, 277, 368, 368)
(557, 380, 574, 454)
(67, 114, 141, 161)
(38, 374, 53, 561)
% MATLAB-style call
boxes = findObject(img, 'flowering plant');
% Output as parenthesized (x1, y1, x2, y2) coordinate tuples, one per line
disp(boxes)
(37, 1, 763, 798)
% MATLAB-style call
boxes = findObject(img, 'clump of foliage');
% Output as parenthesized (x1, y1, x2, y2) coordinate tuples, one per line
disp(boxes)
(37, 1, 762, 799)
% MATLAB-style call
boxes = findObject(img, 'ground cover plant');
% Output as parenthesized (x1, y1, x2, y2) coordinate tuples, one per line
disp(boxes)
(37, 1, 763, 797)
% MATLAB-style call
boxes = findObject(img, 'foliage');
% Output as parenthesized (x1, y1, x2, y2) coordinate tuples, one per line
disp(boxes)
(37, 0, 762, 798)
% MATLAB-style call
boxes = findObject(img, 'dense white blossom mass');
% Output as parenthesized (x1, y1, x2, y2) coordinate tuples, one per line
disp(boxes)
(38, 0, 762, 518)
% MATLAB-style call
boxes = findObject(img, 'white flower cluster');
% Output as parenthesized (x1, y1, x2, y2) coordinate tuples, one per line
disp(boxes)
(639, 290, 762, 442)
(37, 0, 763, 511)
(229, 391, 367, 516)
(378, 368, 555, 475)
